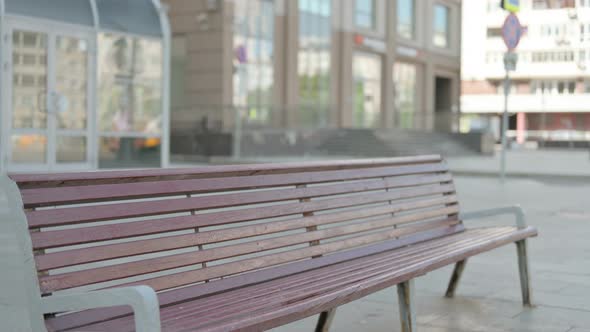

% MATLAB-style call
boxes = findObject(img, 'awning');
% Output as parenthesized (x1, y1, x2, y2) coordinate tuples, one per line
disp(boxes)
(3, 0, 163, 37)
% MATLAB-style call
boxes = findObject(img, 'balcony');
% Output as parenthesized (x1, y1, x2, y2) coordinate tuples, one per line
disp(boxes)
(461, 93, 590, 113)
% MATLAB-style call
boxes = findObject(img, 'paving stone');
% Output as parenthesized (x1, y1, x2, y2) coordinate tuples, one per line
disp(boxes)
(428, 313, 573, 332)
(492, 289, 590, 312)
(514, 306, 590, 329)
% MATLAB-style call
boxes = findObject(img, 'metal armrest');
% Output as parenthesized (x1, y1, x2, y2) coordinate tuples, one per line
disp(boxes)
(40, 286, 160, 332)
(459, 205, 527, 229)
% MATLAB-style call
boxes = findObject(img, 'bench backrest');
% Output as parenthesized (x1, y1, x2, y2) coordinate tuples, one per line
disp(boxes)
(9, 156, 462, 296)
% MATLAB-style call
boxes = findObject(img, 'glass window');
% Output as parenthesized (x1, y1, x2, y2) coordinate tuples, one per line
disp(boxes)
(99, 137, 160, 168)
(233, 0, 275, 126)
(487, 28, 502, 38)
(393, 62, 417, 129)
(567, 81, 576, 94)
(56, 136, 86, 163)
(433, 4, 450, 48)
(11, 30, 48, 130)
(11, 134, 47, 163)
(55, 36, 88, 131)
(353, 52, 382, 128)
(355, 0, 376, 30)
(299, 0, 332, 127)
(98, 34, 163, 135)
(397, 0, 415, 40)
(558, 82, 565, 94)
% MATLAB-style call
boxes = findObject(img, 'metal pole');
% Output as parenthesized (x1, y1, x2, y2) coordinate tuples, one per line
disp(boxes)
(233, 105, 242, 160)
(500, 65, 510, 183)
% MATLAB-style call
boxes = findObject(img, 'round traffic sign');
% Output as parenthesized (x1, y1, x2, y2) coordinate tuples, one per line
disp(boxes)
(502, 13, 523, 51)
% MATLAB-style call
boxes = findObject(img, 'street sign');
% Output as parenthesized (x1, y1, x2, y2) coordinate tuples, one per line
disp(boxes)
(235, 45, 247, 64)
(499, 14, 522, 182)
(502, 13, 523, 51)
(500, 0, 520, 13)
(503, 52, 518, 71)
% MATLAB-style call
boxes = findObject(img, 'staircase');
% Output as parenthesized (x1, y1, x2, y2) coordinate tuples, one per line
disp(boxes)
(309, 129, 481, 158)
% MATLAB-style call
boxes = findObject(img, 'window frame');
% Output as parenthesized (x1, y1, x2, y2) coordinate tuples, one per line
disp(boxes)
(432, 2, 450, 49)
(396, 0, 415, 40)
(352, 0, 386, 38)
(354, 0, 377, 31)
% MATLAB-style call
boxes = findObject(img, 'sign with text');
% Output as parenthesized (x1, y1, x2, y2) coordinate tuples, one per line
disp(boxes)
(354, 34, 386, 53)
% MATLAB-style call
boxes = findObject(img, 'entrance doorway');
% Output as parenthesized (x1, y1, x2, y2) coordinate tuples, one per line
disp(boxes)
(2, 20, 95, 172)
(352, 52, 382, 128)
(434, 76, 452, 132)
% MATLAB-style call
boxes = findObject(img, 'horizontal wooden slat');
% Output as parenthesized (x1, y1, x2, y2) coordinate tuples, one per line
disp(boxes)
(11, 155, 442, 189)
(72, 229, 487, 332)
(35, 198, 458, 270)
(21, 163, 450, 208)
(31, 174, 453, 249)
(26, 164, 449, 228)
(93, 219, 458, 293)
(38, 207, 459, 292)
(192, 227, 538, 332)
(27, 180, 454, 231)
(162, 229, 518, 331)
(44, 225, 465, 332)
(47, 226, 538, 332)
(128, 219, 457, 292)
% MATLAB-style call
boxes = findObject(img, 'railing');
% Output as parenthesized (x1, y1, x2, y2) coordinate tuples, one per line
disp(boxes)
(506, 130, 590, 149)
(170, 106, 472, 160)
(461, 94, 590, 113)
(171, 106, 464, 133)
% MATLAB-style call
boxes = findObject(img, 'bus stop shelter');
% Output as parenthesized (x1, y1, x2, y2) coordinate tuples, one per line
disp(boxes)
(0, 0, 170, 172)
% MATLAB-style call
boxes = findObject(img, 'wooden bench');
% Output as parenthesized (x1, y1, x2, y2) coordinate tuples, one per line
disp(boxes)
(2, 156, 537, 332)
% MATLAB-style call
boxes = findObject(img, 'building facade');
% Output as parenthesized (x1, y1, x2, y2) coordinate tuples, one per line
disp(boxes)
(462, 0, 590, 145)
(164, 0, 462, 136)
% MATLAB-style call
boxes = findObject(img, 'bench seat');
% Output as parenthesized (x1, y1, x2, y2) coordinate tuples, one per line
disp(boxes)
(3, 156, 538, 332)
(46, 226, 536, 332)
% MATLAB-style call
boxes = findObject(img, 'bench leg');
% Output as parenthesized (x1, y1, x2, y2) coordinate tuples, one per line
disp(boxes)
(444, 259, 467, 298)
(516, 239, 533, 307)
(397, 280, 416, 332)
(315, 308, 336, 332)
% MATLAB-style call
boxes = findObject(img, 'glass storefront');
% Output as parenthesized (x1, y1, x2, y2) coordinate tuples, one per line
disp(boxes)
(352, 52, 382, 128)
(97, 34, 163, 168)
(233, 0, 275, 126)
(393, 62, 417, 129)
(1, 0, 169, 172)
(298, 0, 331, 127)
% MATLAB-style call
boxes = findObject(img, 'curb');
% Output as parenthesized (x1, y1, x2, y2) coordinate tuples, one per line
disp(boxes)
(451, 169, 590, 182)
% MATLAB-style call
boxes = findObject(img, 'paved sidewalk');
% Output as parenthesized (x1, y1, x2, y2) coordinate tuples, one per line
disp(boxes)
(275, 175, 590, 332)
(447, 149, 590, 179)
